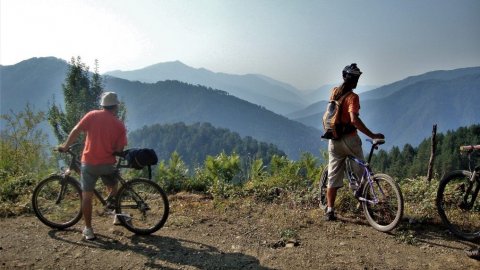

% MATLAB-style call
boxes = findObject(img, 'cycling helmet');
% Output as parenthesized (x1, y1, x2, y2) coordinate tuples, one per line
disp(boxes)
(342, 63, 362, 80)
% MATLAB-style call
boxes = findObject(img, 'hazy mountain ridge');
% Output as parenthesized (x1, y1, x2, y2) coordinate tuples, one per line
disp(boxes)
(103, 77, 324, 159)
(1, 57, 324, 159)
(291, 72, 480, 148)
(105, 61, 306, 115)
(2, 57, 478, 155)
(0, 57, 68, 113)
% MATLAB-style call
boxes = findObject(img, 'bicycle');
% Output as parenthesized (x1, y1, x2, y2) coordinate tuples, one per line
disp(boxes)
(319, 139, 404, 232)
(31, 144, 169, 235)
(436, 144, 480, 240)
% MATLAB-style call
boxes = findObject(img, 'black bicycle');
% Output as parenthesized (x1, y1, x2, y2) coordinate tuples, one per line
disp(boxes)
(436, 144, 480, 240)
(32, 144, 169, 235)
(319, 139, 404, 232)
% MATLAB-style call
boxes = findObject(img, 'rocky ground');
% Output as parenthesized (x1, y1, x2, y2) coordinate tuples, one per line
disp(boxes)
(1, 193, 479, 269)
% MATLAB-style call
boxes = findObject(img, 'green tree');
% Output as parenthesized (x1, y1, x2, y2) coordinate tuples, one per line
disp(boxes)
(156, 151, 189, 193)
(0, 105, 52, 202)
(48, 57, 104, 143)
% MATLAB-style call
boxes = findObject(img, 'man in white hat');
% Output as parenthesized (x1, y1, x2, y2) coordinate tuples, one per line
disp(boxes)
(59, 91, 127, 240)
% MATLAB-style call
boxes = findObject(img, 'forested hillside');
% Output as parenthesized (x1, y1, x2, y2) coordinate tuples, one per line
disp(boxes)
(371, 124, 480, 179)
(104, 77, 324, 159)
(1, 57, 324, 159)
(128, 122, 286, 168)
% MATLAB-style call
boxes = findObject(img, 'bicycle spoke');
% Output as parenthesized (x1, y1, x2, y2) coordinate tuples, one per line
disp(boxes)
(362, 174, 403, 232)
(32, 176, 82, 229)
(116, 178, 169, 234)
(437, 171, 480, 240)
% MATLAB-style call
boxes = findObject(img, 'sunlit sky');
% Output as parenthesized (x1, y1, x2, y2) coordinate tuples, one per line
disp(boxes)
(1, 0, 479, 89)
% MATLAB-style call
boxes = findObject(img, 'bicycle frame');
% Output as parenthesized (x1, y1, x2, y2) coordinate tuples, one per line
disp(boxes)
(57, 144, 152, 210)
(345, 139, 385, 205)
(460, 148, 480, 210)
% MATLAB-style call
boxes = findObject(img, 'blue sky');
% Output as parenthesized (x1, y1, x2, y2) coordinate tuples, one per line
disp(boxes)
(1, 0, 479, 89)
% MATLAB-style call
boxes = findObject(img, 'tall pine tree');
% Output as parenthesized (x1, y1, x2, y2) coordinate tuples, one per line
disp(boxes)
(48, 57, 104, 143)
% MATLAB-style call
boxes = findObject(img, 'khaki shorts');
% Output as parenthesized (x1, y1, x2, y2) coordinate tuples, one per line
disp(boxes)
(327, 134, 365, 188)
(80, 164, 118, 192)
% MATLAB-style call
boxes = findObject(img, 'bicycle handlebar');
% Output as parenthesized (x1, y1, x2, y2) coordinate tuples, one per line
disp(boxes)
(460, 145, 480, 152)
(366, 138, 385, 146)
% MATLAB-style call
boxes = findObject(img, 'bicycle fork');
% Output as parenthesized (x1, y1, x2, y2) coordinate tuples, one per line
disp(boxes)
(356, 171, 381, 205)
(460, 171, 480, 210)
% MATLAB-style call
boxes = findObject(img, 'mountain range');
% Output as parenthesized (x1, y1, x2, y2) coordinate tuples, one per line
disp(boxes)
(105, 62, 380, 116)
(289, 68, 480, 147)
(105, 61, 306, 115)
(0, 57, 324, 159)
(1, 57, 479, 157)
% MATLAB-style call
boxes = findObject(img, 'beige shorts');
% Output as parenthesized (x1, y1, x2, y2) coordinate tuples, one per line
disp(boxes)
(327, 134, 365, 188)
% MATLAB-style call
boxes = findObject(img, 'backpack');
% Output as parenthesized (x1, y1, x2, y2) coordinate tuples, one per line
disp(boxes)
(125, 148, 158, 169)
(321, 90, 356, 140)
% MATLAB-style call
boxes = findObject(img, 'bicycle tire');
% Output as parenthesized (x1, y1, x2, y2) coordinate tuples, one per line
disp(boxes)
(115, 178, 169, 235)
(436, 170, 480, 240)
(32, 175, 82, 229)
(319, 169, 328, 211)
(362, 173, 404, 232)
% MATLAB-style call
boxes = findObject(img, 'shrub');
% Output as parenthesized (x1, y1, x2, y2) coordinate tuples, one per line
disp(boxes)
(400, 177, 439, 222)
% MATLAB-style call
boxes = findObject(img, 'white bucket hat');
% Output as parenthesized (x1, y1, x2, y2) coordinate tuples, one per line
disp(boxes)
(100, 92, 120, 106)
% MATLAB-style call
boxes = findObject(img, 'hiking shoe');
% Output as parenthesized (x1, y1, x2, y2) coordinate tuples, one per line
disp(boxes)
(323, 211, 337, 221)
(113, 213, 132, 226)
(466, 248, 480, 260)
(82, 227, 96, 240)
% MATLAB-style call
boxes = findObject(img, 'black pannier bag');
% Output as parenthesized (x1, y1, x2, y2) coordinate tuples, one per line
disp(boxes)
(125, 148, 158, 169)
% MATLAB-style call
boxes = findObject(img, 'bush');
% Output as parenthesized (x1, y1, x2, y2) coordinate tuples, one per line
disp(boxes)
(400, 177, 439, 222)
(155, 152, 189, 193)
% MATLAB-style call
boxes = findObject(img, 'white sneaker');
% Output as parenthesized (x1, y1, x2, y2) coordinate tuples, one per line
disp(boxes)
(82, 227, 96, 240)
(113, 213, 132, 226)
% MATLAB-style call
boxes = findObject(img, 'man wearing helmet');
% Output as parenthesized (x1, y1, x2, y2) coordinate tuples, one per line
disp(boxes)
(58, 92, 128, 239)
(324, 64, 384, 221)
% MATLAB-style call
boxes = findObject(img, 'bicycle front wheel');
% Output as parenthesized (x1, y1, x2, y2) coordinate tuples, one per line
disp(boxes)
(436, 170, 480, 240)
(32, 175, 82, 229)
(362, 174, 404, 232)
(116, 178, 169, 235)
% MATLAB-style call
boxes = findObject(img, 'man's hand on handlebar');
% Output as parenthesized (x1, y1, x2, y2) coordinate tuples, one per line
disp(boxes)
(372, 133, 385, 140)
(57, 145, 69, 153)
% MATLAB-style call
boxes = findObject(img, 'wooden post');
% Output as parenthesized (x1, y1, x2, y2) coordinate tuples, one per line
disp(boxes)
(427, 124, 437, 182)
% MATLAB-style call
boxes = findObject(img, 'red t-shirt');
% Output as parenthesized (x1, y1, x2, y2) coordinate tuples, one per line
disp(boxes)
(76, 110, 127, 165)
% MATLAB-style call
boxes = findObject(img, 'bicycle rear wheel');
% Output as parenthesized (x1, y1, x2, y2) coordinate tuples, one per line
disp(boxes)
(362, 174, 404, 232)
(318, 169, 328, 211)
(436, 170, 480, 240)
(116, 178, 169, 235)
(32, 175, 82, 229)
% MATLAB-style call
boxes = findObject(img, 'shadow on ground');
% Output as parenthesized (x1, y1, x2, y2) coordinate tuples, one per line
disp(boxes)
(48, 229, 271, 269)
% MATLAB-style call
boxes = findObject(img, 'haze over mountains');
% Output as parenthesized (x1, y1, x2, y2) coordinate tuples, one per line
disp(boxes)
(1, 57, 479, 158)
(105, 62, 378, 116)
(289, 67, 480, 147)
(0, 57, 324, 159)
(106, 61, 306, 115)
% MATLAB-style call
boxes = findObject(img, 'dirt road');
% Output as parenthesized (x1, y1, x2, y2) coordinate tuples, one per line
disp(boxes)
(1, 194, 479, 269)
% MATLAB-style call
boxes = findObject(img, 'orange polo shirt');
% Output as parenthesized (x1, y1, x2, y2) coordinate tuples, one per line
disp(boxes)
(76, 110, 127, 165)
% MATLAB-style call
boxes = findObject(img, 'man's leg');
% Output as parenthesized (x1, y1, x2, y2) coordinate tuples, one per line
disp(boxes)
(326, 187, 338, 208)
(82, 191, 94, 228)
(80, 165, 98, 240)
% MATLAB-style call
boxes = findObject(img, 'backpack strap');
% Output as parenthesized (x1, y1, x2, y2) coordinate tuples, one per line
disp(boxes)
(335, 90, 353, 103)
